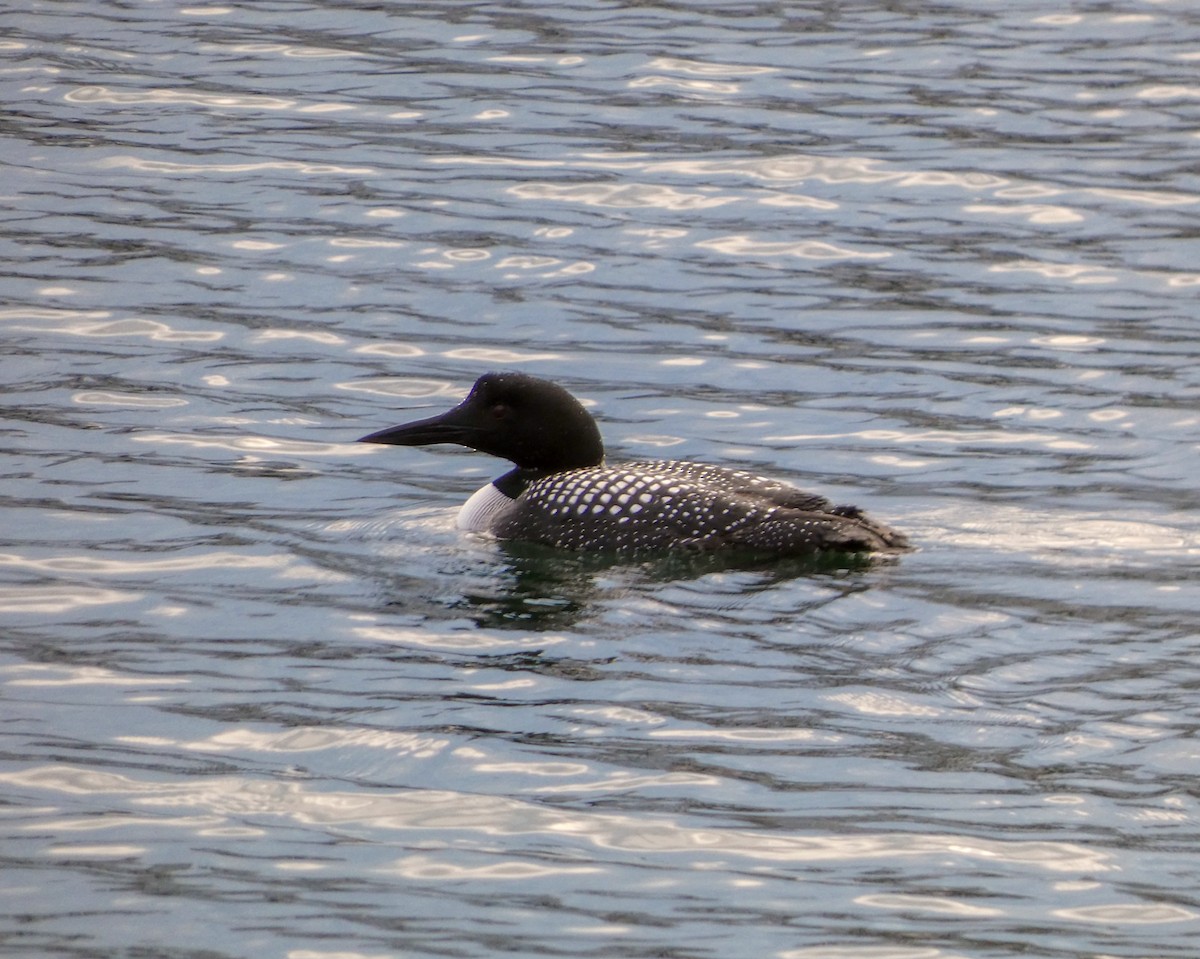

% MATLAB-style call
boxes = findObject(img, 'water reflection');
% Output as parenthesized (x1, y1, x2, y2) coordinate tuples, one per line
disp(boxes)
(454, 152, 1014, 191)
(511, 181, 738, 211)
(0, 550, 289, 575)
(385, 854, 602, 880)
(132, 432, 366, 457)
(72, 391, 189, 408)
(441, 543, 885, 632)
(350, 624, 569, 652)
(8, 310, 223, 341)
(182, 727, 448, 758)
(696, 234, 890, 261)
(0, 585, 141, 614)
(1052, 903, 1197, 925)
(2, 764, 1112, 873)
(5, 664, 186, 688)
(856, 893, 1003, 917)
(96, 154, 375, 176)
(67, 85, 297, 111)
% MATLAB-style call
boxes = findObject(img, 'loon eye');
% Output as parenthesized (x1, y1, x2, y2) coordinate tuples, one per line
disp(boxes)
(490, 402, 510, 419)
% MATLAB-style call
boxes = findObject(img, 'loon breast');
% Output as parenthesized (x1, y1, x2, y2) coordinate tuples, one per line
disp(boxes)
(456, 481, 518, 532)
(484, 460, 906, 555)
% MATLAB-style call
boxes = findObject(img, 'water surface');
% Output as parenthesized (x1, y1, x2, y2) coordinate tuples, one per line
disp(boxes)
(3, 3, 1199, 958)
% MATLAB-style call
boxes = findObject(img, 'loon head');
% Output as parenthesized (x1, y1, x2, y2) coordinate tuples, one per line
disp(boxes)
(358, 371, 605, 473)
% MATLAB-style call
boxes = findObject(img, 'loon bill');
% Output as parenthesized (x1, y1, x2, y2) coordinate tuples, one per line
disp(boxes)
(358, 371, 908, 557)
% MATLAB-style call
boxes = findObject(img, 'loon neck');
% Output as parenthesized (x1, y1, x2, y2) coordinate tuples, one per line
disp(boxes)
(493, 466, 550, 499)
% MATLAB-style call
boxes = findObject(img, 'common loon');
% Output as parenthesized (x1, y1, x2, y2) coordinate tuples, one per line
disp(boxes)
(359, 372, 907, 556)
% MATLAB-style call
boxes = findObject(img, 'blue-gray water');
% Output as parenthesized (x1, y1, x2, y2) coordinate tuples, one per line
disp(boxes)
(3, 2, 1199, 958)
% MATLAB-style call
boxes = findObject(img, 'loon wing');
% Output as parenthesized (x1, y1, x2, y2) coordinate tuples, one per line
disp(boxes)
(624, 460, 834, 512)
(626, 462, 907, 550)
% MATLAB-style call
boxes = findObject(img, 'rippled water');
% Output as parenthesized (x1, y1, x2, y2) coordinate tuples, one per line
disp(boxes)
(3, 2, 1200, 958)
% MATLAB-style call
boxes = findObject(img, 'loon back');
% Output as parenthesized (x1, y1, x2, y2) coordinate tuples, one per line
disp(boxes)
(493, 460, 906, 554)
(359, 371, 908, 557)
